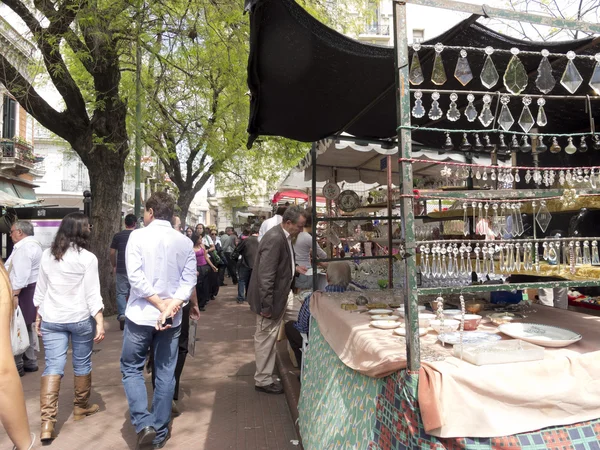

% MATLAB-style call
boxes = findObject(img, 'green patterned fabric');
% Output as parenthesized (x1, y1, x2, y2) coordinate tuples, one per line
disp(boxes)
(299, 319, 600, 450)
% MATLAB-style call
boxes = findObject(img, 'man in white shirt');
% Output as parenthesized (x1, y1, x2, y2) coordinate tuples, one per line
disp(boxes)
(8, 221, 42, 375)
(257, 206, 287, 242)
(120, 192, 196, 450)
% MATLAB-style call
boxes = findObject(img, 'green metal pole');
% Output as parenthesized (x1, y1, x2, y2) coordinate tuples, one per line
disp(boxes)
(393, 0, 420, 371)
(134, 32, 142, 219)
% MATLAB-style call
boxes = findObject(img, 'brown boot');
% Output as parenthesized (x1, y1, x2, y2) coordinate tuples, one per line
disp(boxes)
(73, 373, 99, 421)
(40, 375, 61, 442)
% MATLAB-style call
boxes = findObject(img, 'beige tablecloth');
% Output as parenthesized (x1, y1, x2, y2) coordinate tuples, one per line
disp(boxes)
(310, 293, 600, 438)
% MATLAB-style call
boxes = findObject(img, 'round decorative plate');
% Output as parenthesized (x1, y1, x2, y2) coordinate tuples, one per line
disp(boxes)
(370, 314, 396, 321)
(338, 190, 360, 212)
(498, 323, 582, 348)
(371, 320, 401, 330)
(394, 327, 429, 337)
(437, 331, 502, 346)
(368, 309, 394, 315)
(322, 182, 340, 200)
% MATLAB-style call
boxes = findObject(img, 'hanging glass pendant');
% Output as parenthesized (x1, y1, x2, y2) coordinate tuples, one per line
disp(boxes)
(454, 49, 474, 86)
(536, 98, 547, 127)
(483, 134, 494, 152)
(561, 51, 583, 93)
(536, 136, 547, 153)
(579, 136, 588, 153)
(504, 48, 528, 94)
(479, 94, 494, 127)
(498, 95, 514, 131)
(590, 54, 600, 95)
(510, 134, 520, 152)
(480, 46, 499, 89)
(520, 135, 532, 153)
(464, 94, 477, 122)
(550, 136, 561, 153)
(565, 136, 577, 154)
(460, 133, 472, 151)
(518, 96, 535, 133)
(443, 133, 454, 151)
(412, 90, 426, 118)
(594, 135, 600, 151)
(446, 92, 461, 121)
(428, 91, 443, 120)
(498, 133, 509, 154)
(536, 49, 556, 94)
(431, 43, 447, 85)
(535, 201, 552, 232)
(474, 133, 483, 152)
(409, 43, 424, 85)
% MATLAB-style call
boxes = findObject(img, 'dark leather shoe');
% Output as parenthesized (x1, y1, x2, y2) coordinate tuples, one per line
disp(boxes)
(24, 366, 39, 372)
(153, 431, 171, 449)
(136, 426, 156, 450)
(255, 383, 284, 394)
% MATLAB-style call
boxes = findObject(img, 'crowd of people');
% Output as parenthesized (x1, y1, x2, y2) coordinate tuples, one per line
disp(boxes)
(1, 195, 342, 449)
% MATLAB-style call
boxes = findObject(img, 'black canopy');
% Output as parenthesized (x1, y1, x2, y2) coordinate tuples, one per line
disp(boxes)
(246, 0, 600, 162)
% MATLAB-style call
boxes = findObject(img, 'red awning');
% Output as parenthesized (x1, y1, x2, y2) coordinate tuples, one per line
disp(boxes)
(272, 190, 325, 204)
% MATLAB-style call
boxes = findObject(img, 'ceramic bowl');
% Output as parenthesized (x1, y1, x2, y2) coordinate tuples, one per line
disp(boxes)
(394, 305, 426, 317)
(442, 309, 462, 318)
(370, 314, 396, 321)
(462, 314, 482, 331)
(465, 301, 485, 314)
(417, 313, 436, 327)
(430, 319, 460, 334)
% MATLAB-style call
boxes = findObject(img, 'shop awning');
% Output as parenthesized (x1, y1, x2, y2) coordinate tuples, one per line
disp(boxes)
(246, 0, 600, 165)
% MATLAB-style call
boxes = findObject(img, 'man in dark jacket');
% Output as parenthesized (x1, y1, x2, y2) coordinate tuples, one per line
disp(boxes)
(232, 225, 260, 304)
(247, 206, 307, 394)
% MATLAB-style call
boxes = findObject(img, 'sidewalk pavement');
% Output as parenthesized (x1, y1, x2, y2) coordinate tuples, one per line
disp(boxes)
(0, 285, 300, 450)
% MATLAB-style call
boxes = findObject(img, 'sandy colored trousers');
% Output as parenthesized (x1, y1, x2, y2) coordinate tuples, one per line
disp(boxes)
(254, 291, 300, 386)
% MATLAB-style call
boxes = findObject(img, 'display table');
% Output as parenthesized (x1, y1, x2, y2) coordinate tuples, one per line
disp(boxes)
(298, 293, 600, 448)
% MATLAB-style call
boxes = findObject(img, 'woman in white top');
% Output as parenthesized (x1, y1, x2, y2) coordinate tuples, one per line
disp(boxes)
(294, 216, 327, 290)
(33, 212, 105, 443)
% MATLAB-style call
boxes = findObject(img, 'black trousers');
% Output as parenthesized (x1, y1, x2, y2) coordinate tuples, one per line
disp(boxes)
(151, 303, 190, 401)
(224, 252, 238, 283)
(209, 266, 219, 298)
(284, 321, 303, 368)
(197, 265, 210, 308)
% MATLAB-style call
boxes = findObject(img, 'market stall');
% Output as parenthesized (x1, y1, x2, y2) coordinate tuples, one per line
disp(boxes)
(245, 0, 600, 448)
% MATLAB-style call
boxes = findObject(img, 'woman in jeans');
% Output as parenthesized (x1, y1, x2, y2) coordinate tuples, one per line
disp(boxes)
(33, 212, 105, 443)
(192, 233, 217, 311)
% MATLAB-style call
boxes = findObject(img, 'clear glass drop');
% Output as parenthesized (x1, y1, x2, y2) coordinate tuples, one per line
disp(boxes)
(412, 90, 425, 118)
(431, 44, 447, 85)
(561, 52, 583, 94)
(525, 170, 532, 183)
(491, 168, 496, 181)
(474, 133, 483, 152)
(454, 49, 473, 86)
(536, 201, 552, 232)
(479, 94, 494, 127)
(443, 133, 454, 151)
(580, 136, 588, 153)
(446, 92, 460, 121)
(590, 55, 600, 94)
(504, 51, 528, 95)
(520, 135, 532, 153)
(536, 98, 547, 127)
(565, 136, 577, 154)
(464, 94, 477, 122)
(481, 54, 499, 89)
(510, 134, 520, 152)
(428, 92, 443, 120)
(483, 134, 494, 152)
(536, 136, 547, 153)
(498, 95, 514, 131)
(518, 96, 534, 133)
(409, 50, 424, 85)
(536, 51, 556, 94)
(460, 133, 471, 151)
(497, 133, 509, 155)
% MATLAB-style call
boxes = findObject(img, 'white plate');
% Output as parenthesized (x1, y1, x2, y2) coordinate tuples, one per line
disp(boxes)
(368, 309, 394, 315)
(371, 314, 396, 321)
(498, 323, 582, 348)
(370, 320, 401, 330)
(438, 331, 502, 346)
(442, 309, 463, 317)
(394, 327, 428, 337)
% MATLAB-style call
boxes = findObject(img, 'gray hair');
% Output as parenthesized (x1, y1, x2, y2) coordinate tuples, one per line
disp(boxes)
(14, 221, 34, 236)
(326, 261, 351, 288)
(282, 206, 308, 224)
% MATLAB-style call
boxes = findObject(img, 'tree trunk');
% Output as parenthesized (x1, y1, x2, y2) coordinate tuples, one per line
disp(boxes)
(177, 192, 195, 228)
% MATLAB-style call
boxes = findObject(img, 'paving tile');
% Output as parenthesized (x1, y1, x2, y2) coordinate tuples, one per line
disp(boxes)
(0, 286, 299, 449)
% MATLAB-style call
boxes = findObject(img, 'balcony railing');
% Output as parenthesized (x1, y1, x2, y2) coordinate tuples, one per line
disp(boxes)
(0, 138, 35, 170)
(62, 180, 90, 192)
(362, 25, 390, 36)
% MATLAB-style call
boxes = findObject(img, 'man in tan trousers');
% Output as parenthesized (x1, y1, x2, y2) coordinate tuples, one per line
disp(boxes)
(247, 206, 307, 394)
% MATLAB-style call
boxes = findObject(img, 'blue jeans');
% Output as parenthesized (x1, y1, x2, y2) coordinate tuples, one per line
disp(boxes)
(41, 318, 95, 377)
(237, 265, 252, 301)
(120, 319, 180, 443)
(115, 272, 130, 318)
